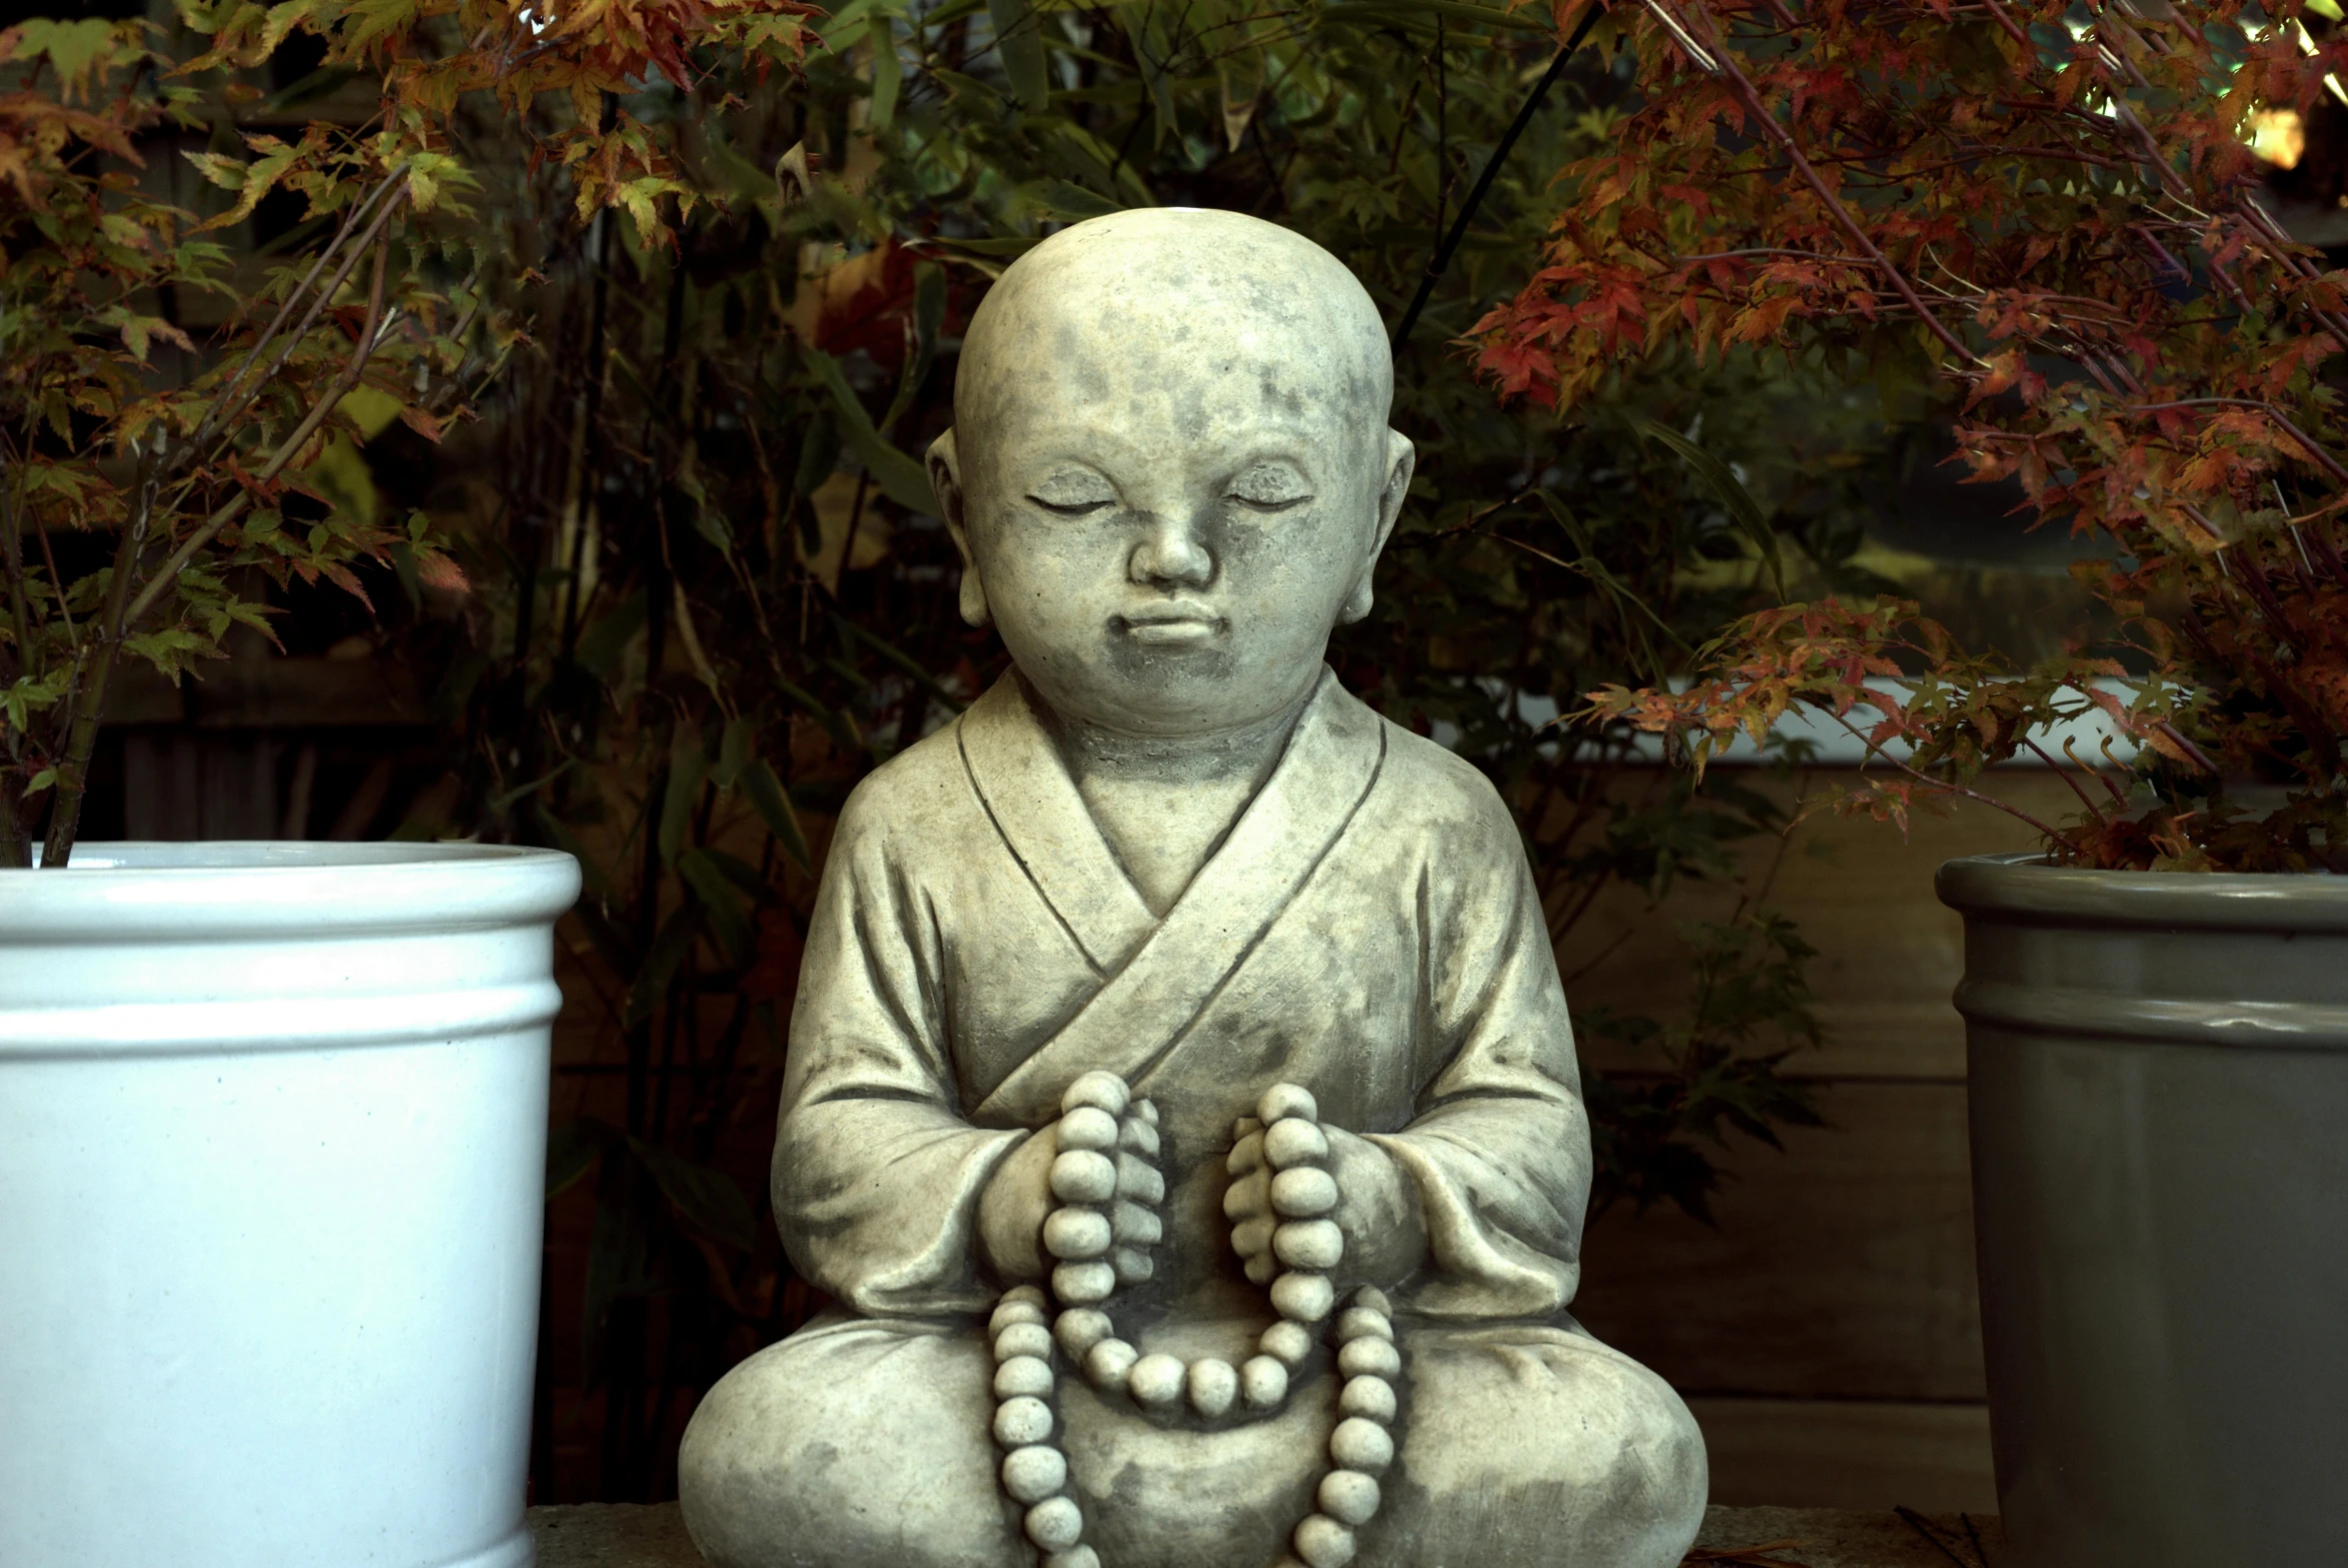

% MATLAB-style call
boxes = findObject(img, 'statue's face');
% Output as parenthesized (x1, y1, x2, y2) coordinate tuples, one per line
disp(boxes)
(937, 303, 1411, 740)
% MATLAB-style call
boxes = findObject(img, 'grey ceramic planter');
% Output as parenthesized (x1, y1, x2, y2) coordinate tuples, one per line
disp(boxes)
(1938, 852, 2348, 1566)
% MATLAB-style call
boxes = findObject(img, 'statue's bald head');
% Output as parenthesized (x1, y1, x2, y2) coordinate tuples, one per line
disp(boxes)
(929, 209, 1414, 739)
(955, 209, 1392, 469)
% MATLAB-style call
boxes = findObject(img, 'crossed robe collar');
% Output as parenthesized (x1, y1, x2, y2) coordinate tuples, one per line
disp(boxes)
(957, 666, 1387, 1124)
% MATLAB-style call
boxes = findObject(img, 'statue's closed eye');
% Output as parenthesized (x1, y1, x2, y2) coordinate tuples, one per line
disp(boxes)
(1227, 465, 1311, 514)
(1029, 473, 1120, 517)
(1029, 495, 1117, 518)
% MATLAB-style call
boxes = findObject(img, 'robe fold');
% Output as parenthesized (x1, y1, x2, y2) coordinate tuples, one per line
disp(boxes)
(682, 669, 1705, 1568)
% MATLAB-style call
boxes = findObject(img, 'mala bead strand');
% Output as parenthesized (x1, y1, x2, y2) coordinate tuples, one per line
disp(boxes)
(988, 1287, 1095, 1564)
(1284, 1286, 1399, 1568)
(1000, 1076, 1406, 1568)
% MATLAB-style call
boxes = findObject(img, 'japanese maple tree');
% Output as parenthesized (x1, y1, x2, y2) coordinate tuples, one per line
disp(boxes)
(1484, 0, 2348, 869)
(0, 0, 810, 866)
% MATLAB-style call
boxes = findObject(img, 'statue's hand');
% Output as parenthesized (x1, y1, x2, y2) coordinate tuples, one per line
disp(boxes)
(1223, 1083, 1343, 1292)
(977, 1123, 1062, 1285)
(1225, 1085, 1423, 1295)
(1030, 1071, 1164, 1303)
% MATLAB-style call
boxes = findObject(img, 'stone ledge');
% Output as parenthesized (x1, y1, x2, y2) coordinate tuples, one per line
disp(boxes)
(527, 1502, 2004, 1567)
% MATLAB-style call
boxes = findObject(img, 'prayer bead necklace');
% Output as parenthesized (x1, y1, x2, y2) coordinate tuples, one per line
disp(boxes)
(987, 1072, 1403, 1568)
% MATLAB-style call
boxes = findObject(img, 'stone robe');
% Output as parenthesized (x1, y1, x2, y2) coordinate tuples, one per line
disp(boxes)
(678, 670, 1706, 1568)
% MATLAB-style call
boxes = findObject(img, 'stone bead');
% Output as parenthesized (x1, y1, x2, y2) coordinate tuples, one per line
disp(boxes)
(1063, 1071, 1130, 1117)
(1043, 1207, 1113, 1260)
(1334, 1306, 1391, 1343)
(989, 1297, 1048, 1336)
(1001, 1444, 1068, 1504)
(1239, 1353, 1289, 1408)
(1115, 1152, 1165, 1204)
(1263, 1116, 1328, 1169)
(994, 1354, 1054, 1400)
(1057, 1105, 1120, 1152)
(1084, 1337, 1138, 1390)
(1269, 1167, 1337, 1218)
(1002, 1283, 1050, 1311)
(1335, 1336, 1401, 1380)
(1185, 1356, 1237, 1417)
(1338, 1375, 1396, 1424)
(995, 1322, 1054, 1363)
(1351, 1286, 1392, 1316)
(1292, 1513, 1355, 1568)
(1257, 1083, 1318, 1125)
(1136, 1098, 1159, 1125)
(1317, 1470, 1381, 1527)
(993, 1395, 1054, 1448)
(1127, 1352, 1185, 1407)
(1110, 1200, 1162, 1245)
(1111, 1245, 1154, 1284)
(1242, 1250, 1279, 1286)
(1272, 1218, 1343, 1270)
(1232, 1114, 1263, 1139)
(1044, 1550, 1101, 1568)
(1230, 1216, 1274, 1258)
(1053, 1260, 1116, 1305)
(1270, 1270, 1333, 1323)
(1118, 1117, 1160, 1156)
(1330, 1416, 1394, 1472)
(1026, 1496, 1085, 1552)
(1223, 1181, 1262, 1223)
(1259, 1319, 1313, 1367)
(1051, 1150, 1118, 1204)
(1224, 1131, 1265, 1177)
(1054, 1308, 1113, 1361)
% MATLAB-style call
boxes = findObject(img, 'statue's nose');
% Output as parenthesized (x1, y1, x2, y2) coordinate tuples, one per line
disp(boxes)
(1128, 514, 1214, 590)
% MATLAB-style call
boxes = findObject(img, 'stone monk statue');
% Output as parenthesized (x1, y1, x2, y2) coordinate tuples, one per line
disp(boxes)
(677, 208, 1707, 1568)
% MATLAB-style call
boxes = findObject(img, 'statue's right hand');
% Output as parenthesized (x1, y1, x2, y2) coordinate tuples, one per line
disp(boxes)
(977, 1124, 1062, 1285)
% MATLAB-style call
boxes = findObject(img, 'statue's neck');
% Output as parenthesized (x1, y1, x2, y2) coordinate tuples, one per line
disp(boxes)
(1043, 692, 1311, 917)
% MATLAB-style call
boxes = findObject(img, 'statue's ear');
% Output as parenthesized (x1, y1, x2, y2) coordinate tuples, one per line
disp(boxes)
(1340, 429, 1416, 626)
(930, 429, 991, 628)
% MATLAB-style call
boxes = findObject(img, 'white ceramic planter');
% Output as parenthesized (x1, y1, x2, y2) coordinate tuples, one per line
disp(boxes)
(0, 841, 579, 1568)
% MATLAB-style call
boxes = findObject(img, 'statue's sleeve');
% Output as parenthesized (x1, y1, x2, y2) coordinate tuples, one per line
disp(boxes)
(1362, 807, 1591, 1321)
(771, 789, 1023, 1318)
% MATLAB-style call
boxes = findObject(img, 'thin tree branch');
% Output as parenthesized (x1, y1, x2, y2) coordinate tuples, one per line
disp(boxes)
(2128, 400, 2348, 489)
(1390, 1, 1605, 350)
(1666, 0, 1985, 368)
(121, 225, 400, 635)
(181, 165, 410, 467)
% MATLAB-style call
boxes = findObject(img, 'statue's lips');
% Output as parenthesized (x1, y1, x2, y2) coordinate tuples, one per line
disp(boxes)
(1113, 608, 1224, 647)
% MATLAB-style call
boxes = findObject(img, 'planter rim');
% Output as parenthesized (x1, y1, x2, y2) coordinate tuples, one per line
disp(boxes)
(0, 840, 579, 940)
(1937, 848, 2348, 932)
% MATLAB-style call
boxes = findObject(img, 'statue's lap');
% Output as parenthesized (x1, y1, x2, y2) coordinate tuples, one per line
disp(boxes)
(679, 1312, 1705, 1568)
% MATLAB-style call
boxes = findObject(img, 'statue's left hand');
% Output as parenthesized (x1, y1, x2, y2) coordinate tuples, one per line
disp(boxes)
(1223, 1085, 1423, 1291)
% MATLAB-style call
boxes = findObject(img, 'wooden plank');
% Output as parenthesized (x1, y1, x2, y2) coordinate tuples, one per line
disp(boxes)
(1575, 1082, 1985, 1403)
(1689, 1397, 1998, 1515)
(107, 658, 427, 729)
(1562, 772, 2085, 1083)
